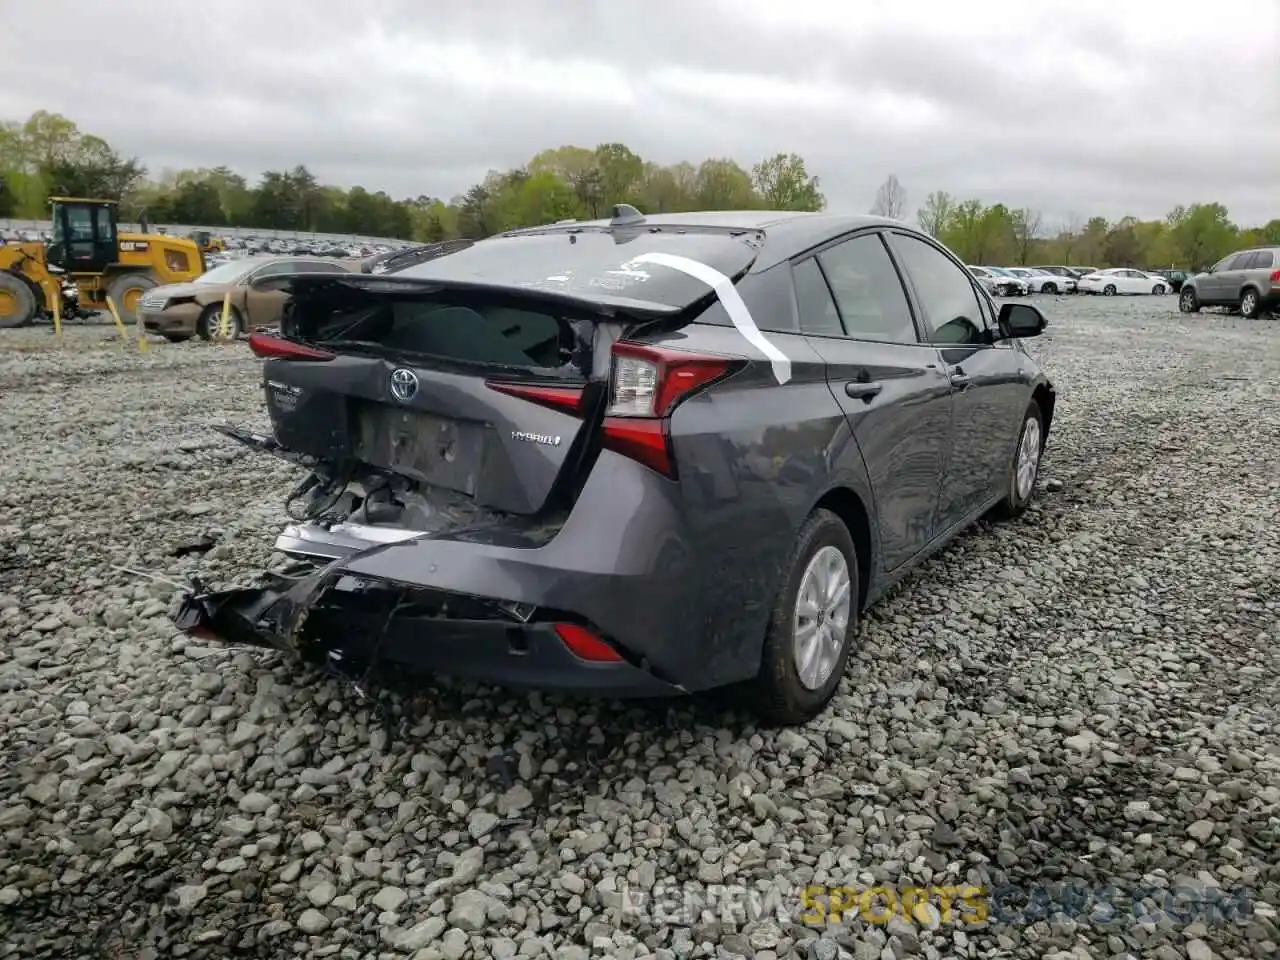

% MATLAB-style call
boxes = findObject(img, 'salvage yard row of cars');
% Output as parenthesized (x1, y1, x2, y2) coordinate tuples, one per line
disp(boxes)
(967, 263, 1182, 297)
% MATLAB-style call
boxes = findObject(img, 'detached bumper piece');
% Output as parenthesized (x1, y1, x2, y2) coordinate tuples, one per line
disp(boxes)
(173, 570, 678, 697)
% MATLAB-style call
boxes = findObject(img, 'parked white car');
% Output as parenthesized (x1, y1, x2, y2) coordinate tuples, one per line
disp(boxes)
(1002, 267, 1074, 294)
(1026, 268, 1077, 295)
(1078, 268, 1170, 296)
(969, 266, 1029, 296)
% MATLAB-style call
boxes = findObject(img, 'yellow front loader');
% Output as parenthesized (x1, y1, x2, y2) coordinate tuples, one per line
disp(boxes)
(0, 198, 204, 328)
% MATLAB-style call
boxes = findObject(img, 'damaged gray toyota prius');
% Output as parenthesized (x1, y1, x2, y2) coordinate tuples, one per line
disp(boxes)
(175, 206, 1055, 725)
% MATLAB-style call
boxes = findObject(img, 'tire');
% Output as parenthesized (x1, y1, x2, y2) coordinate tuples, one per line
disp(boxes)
(105, 272, 158, 324)
(1042, 282, 1058, 295)
(991, 403, 1045, 520)
(0, 272, 37, 328)
(753, 508, 858, 726)
(1103, 284, 1116, 296)
(1240, 288, 1261, 319)
(1151, 284, 1166, 295)
(1179, 287, 1201, 313)
(197, 302, 243, 341)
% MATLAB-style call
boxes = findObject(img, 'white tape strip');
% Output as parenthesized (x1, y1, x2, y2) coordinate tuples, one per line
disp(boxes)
(631, 252, 791, 385)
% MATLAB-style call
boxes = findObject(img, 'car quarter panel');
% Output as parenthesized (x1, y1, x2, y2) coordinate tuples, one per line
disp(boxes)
(650, 291, 879, 688)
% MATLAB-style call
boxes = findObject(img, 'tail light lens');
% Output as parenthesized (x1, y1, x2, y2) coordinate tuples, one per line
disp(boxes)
(602, 343, 737, 478)
(606, 343, 736, 418)
(248, 333, 335, 361)
(1270, 269, 1280, 283)
(485, 342, 739, 480)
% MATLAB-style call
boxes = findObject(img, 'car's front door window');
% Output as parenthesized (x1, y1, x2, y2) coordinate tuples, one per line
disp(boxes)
(889, 234, 988, 346)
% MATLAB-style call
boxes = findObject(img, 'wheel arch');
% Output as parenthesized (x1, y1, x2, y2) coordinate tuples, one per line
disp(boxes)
(810, 486, 873, 612)
(1031, 382, 1055, 444)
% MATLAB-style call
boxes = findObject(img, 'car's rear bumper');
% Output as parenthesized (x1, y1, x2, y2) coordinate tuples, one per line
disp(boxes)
(172, 450, 724, 696)
(174, 574, 680, 697)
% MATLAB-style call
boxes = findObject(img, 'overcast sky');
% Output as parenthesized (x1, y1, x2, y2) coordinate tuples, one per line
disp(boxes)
(2, 0, 1277, 226)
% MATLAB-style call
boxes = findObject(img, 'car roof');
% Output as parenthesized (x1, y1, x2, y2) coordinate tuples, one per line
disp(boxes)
(497, 210, 917, 271)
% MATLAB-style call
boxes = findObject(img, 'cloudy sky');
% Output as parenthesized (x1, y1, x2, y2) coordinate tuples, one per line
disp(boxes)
(3, 0, 1277, 226)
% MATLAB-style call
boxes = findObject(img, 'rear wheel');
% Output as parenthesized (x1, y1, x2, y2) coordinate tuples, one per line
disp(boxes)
(1151, 283, 1166, 295)
(1102, 284, 1116, 296)
(754, 508, 858, 725)
(0, 273, 37, 328)
(105, 272, 158, 324)
(1042, 282, 1058, 295)
(198, 302, 242, 341)
(1240, 289, 1261, 319)
(991, 403, 1045, 520)
(1179, 287, 1201, 313)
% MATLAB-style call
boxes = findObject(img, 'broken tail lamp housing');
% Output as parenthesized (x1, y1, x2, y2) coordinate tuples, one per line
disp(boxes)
(487, 342, 740, 479)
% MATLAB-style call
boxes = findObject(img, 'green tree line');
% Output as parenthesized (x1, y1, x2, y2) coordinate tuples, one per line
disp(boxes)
(2, 111, 1275, 270)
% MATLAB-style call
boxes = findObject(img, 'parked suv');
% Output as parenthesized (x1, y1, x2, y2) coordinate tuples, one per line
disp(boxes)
(176, 208, 1055, 725)
(1179, 247, 1280, 318)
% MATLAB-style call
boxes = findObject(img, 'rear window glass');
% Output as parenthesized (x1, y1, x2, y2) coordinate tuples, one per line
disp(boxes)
(394, 229, 760, 312)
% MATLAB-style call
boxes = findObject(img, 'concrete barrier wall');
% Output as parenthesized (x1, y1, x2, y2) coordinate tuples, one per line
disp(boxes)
(0, 219, 415, 248)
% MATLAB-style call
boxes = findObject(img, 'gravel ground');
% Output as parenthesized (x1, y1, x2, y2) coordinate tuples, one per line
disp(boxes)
(1, 297, 1277, 960)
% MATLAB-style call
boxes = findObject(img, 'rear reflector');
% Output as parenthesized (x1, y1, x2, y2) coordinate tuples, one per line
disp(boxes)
(248, 333, 335, 361)
(553, 623, 622, 662)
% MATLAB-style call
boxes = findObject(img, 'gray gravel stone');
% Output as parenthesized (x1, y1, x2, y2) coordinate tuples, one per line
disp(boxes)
(1, 301, 1278, 960)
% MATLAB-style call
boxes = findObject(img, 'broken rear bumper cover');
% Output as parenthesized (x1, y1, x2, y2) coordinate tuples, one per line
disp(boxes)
(174, 569, 678, 697)
(171, 455, 713, 697)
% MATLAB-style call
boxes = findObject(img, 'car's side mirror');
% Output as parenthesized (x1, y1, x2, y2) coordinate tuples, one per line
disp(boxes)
(997, 302, 1047, 339)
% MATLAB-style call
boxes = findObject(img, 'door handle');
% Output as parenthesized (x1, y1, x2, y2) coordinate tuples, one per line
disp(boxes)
(844, 380, 883, 401)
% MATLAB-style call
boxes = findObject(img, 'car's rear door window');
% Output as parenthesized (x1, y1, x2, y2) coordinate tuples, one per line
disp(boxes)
(1253, 251, 1275, 269)
(792, 258, 844, 337)
(808, 233, 918, 343)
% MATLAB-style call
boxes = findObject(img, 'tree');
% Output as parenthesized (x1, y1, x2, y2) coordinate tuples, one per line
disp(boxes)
(1010, 208, 1042, 265)
(594, 143, 644, 208)
(916, 191, 953, 238)
(1168, 203, 1237, 272)
(169, 179, 224, 225)
(694, 159, 758, 210)
(870, 174, 906, 219)
(750, 153, 825, 211)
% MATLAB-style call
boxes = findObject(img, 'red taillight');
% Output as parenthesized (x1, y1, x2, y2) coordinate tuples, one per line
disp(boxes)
(1270, 269, 1280, 283)
(599, 342, 737, 479)
(553, 623, 622, 662)
(248, 333, 335, 361)
(485, 381, 584, 416)
(600, 417, 672, 477)
(485, 343, 737, 481)
(606, 342, 736, 418)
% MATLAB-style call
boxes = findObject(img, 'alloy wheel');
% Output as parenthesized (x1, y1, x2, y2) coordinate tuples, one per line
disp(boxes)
(792, 545, 851, 691)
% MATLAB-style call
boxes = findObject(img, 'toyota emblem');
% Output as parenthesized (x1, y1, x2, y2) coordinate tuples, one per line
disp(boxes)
(389, 368, 419, 402)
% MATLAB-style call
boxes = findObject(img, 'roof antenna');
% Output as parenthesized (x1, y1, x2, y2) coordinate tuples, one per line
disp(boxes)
(609, 203, 646, 227)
